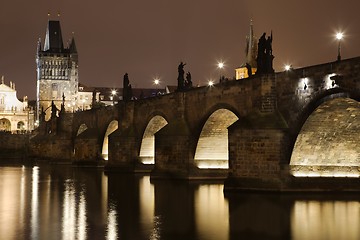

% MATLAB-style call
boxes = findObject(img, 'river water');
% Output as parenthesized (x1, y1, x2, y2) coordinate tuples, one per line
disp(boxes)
(0, 165, 359, 240)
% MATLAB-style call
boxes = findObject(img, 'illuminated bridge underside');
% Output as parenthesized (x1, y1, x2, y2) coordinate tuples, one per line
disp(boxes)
(290, 98, 360, 177)
(195, 109, 238, 169)
(102, 120, 118, 160)
(139, 116, 168, 164)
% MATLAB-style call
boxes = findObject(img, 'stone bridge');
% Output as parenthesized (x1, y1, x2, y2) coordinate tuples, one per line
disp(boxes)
(31, 57, 360, 191)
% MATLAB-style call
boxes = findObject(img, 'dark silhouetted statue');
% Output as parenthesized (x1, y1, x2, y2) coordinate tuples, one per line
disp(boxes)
(185, 71, 193, 88)
(245, 63, 252, 77)
(177, 62, 186, 91)
(51, 100, 58, 119)
(256, 31, 274, 74)
(123, 73, 132, 101)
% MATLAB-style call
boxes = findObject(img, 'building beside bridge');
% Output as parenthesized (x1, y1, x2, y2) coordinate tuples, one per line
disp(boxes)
(0, 77, 34, 132)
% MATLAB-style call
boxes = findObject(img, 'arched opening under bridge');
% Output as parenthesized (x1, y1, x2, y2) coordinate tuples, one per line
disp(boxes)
(102, 120, 118, 160)
(290, 98, 360, 177)
(139, 115, 168, 164)
(195, 109, 238, 169)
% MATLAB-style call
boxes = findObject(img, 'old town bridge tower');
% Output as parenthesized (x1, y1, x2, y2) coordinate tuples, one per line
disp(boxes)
(36, 20, 78, 120)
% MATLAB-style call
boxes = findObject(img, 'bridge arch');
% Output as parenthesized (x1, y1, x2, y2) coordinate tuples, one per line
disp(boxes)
(194, 105, 240, 169)
(290, 88, 360, 138)
(290, 95, 360, 177)
(102, 120, 119, 160)
(139, 113, 169, 164)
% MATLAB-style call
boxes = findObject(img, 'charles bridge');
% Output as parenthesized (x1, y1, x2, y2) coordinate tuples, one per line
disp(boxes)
(13, 57, 360, 191)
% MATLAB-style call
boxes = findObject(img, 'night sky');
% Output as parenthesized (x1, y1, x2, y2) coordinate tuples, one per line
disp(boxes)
(1, 0, 360, 100)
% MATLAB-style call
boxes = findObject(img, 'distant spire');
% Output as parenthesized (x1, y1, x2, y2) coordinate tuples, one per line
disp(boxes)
(69, 34, 77, 53)
(43, 20, 64, 52)
(245, 19, 257, 68)
(37, 38, 42, 53)
(1, 76, 4, 84)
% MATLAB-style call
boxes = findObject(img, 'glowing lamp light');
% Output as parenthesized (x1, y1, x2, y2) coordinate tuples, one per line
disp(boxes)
(154, 79, 160, 85)
(336, 32, 344, 40)
(111, 90, 117, 95)
(336, 32, 344, 61)
(217, 62, 225, 69)
(208, 80, 214, 86)
(284, 64, 291, 71)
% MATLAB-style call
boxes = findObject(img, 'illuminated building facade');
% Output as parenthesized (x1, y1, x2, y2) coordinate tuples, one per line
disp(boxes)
(36, 20, 78, 120)
(235, 20, 257, 79)
(0, 78, 34, 132)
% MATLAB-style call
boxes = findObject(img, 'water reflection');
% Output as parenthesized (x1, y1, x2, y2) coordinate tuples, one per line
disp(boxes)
(0, 165, 360, 239)
(31, 166, 39, 239)
(106, 203, 118, 240)
(195, 185, 229, 240)
(291, 200, 360, 240)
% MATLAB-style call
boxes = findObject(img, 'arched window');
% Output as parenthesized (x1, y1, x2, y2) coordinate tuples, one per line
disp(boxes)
(17, 121, 25, 130)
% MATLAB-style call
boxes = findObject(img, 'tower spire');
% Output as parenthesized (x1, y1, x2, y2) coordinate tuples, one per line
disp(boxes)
(43, 20, 64, 52)
(245, 19, 257, 68)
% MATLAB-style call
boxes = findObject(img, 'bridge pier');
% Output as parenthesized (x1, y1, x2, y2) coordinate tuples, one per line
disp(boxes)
(151, 118, 199, 179)
(73, 128, 103, 164)
(224, 111, 291, 191)
(106, 127, 140, 172)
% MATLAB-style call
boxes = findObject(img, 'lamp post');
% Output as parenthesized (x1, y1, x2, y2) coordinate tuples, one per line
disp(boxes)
(111, 89, 117, 105)
(153, 78, 160, 95)
(217, 61, 225, 82)
(336, 32, 343, 61)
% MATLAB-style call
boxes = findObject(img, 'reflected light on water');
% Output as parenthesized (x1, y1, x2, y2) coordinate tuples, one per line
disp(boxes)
(62, 180, 76, 239)
(31, 166, 39, 239)
(291, 201, 360, 240)
(139, 176, 160, 239)
(106, 203, 118, 240)
(62, 180, 89, 240)
(195, 184, 229, 240)
(77, 189, 87, 240)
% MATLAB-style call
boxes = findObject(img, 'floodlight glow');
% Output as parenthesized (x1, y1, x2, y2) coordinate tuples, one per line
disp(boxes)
(217, 62, 224, 69)
(154, 79, 160, 85)
(208, 80, 214, 86)
(111, 90, 117, 95)
(336, 32, 343, 40)
(285, 65, 291, 71)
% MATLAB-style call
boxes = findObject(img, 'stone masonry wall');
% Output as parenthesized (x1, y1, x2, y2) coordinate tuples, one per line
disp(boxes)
(227, 122, 289, 189)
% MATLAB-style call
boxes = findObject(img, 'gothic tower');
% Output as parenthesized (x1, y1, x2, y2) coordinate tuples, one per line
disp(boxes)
(36, 20, 78, 120)
(235, 20, 258, 79)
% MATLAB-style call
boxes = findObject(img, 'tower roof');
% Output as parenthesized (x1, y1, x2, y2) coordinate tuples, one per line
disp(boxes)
(245, 20, 257, 68)
(69, 36, 77, 53)
(43, 20, 64, 52)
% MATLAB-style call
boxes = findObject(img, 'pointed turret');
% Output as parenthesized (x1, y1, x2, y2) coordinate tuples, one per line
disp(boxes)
(245, 20, 257, 68)
(37, 38, 42, 54)
(69, 36, 77, 53)
(44, 20, 64, 52)
(235, 20, 258, 80)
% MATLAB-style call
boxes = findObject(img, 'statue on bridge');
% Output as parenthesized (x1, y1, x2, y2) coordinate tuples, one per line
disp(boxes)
(51, 100, 58, 119)
(185, 71, 193, 88)
(123, 73, 133, 101)
(177, 62, 193, 91)
(177, 62, 186, 91)
(256, 31, 274, 75)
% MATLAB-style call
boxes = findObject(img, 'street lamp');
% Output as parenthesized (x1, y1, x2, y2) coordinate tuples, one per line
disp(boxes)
(153, 78, 161, 95)
(217, 61, 224, 69)
(111, 89, 117, 105)
(154, 78, 160, 85)
(336, 32, 343, 61)
(208, 80, 214, 87)
(284, 64, 292, 71)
